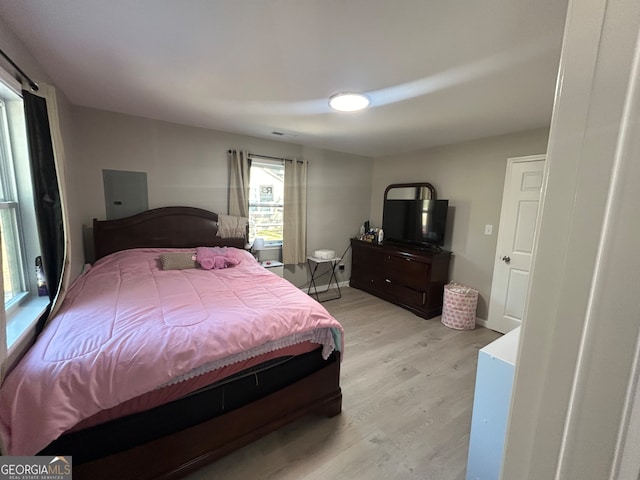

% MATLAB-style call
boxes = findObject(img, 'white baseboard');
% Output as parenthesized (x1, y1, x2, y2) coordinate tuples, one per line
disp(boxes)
(475, 317, 488, 328)
(300, 280, 350, 293)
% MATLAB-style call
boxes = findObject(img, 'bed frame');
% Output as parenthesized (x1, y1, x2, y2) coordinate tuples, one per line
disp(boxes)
(93, 206, 247, 260)
(72, 206, 342, 480)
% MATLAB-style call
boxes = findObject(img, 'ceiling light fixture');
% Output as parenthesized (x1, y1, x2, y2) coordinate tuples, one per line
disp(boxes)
(329, 92, 370, 112)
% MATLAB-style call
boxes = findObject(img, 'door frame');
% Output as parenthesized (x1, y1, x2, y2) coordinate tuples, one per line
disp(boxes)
(502, 0, 640, 477)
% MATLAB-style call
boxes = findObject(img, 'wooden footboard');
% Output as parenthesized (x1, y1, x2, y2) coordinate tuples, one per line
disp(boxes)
(73, 355, 341, 480)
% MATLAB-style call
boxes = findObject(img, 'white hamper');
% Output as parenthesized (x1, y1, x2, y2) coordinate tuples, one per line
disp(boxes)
(441, 283, 478, 330)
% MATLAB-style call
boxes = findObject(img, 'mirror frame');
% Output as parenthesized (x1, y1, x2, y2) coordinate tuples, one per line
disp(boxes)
(383, 182, 437, 201)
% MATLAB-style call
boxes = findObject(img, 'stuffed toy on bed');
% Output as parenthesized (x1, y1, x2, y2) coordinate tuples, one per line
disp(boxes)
(196, 246, 242, 269)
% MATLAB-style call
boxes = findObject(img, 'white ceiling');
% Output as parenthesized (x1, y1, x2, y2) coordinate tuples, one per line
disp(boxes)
(0, 1, 568, 158)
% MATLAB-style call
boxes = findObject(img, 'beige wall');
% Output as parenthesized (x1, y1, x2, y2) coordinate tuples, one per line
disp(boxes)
(370, 128, 549, 319)
(298, 145, 372, 287)
(0, 18, 51, 85)
(72, 107, 372, 286)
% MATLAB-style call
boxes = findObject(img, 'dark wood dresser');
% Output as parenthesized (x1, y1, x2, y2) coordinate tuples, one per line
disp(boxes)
(350, 239, 452, 319)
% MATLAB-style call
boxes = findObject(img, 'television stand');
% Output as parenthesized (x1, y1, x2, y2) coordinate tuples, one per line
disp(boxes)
(349, 239, 451, 319)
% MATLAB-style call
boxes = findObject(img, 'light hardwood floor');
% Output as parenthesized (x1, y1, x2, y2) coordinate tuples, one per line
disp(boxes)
(186, 287, 501, 480)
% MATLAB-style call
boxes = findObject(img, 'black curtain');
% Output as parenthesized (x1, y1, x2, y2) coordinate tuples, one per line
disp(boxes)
(23, 91, 64, 307)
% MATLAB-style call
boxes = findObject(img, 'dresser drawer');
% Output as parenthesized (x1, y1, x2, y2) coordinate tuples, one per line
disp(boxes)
(353, 245, 383, 267)
(379, 278, 426, 307)
(383, 254, 430, 290)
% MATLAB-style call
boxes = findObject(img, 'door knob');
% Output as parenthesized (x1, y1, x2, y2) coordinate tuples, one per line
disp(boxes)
(502, 255, 511, 264)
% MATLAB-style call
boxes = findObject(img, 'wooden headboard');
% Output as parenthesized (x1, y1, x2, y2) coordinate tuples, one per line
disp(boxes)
(93, 206, 246, 261)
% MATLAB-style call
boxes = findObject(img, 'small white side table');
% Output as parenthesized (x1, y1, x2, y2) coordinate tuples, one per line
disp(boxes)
(306, 256, 342, 302)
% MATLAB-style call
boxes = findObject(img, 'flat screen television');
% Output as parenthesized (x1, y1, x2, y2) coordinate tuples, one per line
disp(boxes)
(382, 199, 449, 247)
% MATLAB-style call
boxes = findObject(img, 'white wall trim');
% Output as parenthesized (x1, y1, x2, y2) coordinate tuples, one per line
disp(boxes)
(299, 280, 350, 293)
(502, 0, 640, 478)
(475, 317, 488, 329)
(605, 16, 640, 478)
(614, 333, 640, 479)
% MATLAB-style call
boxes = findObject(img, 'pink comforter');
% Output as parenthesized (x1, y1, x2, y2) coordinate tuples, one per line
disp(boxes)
(0, 248, 343, 455)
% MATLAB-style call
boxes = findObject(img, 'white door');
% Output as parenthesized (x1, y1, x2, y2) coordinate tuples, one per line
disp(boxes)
(486, 155, 545, 333)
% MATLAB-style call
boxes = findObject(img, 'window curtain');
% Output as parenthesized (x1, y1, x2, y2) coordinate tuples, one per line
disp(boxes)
(282, 159, 308, 265)
(23, 87, 70, 329)
(228, 149, 250, 217)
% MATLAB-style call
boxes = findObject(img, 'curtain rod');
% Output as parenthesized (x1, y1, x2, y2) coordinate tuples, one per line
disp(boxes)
(227, 150, 297, 163)
(0, 48, 39, 92)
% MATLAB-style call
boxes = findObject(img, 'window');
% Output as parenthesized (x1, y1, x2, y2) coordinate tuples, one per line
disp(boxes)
(248, 159, 284, 245)
(1, 98, 27, 311)
(1, 119, 27, 308)
(0, 72, 46, 351)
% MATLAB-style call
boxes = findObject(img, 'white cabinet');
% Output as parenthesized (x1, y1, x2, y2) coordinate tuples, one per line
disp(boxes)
(466, 327, 520, 480)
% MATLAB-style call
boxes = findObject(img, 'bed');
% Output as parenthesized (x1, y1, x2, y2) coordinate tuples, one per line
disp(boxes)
(0, 206, 343, 480)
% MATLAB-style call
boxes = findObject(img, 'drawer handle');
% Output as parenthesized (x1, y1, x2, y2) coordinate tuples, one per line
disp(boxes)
(422, 292, 426, 305)
(385, 278, 391, 283)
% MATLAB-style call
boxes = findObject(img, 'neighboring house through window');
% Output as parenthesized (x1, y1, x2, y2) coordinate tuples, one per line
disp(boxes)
(248, 158, 284, 245)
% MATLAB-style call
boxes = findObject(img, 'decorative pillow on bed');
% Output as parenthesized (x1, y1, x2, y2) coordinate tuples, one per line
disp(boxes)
(160, 253, 198, 270)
